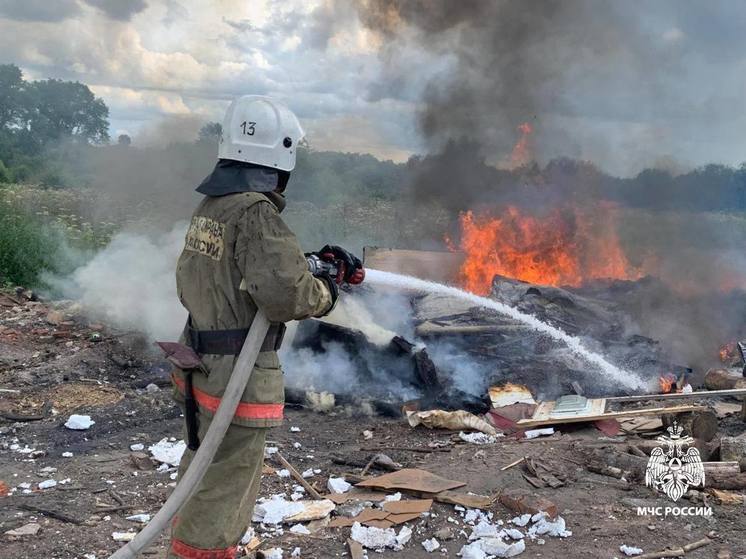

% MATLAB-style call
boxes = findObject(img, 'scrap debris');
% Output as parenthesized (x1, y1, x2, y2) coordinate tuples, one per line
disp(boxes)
(2, 287, 746, 557)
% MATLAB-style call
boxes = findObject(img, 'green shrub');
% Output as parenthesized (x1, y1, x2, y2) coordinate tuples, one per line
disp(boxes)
(0, 160, 11, 183)
(0, 197, 64, 286)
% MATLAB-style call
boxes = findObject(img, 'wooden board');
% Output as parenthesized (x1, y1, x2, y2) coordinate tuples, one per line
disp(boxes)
(516, 404, 708, 428)
(605, 388, 746, 402)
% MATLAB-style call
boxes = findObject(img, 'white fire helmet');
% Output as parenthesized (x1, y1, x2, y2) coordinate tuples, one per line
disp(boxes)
(218, 95, 305, 172)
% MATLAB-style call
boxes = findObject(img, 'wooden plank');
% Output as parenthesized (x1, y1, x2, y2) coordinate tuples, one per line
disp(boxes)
(516, 404, 707, 428)
(605, 388, 746, 403)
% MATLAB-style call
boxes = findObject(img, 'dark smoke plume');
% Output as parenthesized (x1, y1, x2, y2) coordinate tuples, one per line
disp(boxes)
(352, 0, 683, 207)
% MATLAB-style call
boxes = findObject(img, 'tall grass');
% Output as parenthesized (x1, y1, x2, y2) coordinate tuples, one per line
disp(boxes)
(0, 184, 115, 287)
(0, 199, 62, 287)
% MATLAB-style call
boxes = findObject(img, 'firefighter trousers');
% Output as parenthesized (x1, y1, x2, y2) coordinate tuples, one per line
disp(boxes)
(168, 412, 266, 559)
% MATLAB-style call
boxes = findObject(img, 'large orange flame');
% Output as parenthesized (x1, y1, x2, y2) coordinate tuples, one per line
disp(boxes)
(454, 204, 642, 295)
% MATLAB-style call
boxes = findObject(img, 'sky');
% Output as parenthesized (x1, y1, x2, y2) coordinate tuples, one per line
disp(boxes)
(1, 0, 745, 176)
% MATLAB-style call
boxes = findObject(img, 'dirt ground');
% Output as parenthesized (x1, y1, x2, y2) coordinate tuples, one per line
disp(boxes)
(1, 292, 746, 559)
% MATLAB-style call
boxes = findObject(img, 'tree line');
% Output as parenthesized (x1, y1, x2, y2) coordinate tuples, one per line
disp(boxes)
(2, 61, 746, 214)
(0, 64, 109, 184)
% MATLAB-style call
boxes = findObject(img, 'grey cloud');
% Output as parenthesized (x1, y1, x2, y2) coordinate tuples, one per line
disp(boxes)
(0, 0, 80, 22)
(82, 0, 147, 21)
(162, 0, 188, 26)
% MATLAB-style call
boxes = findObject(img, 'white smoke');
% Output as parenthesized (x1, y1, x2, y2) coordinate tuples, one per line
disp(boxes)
(46, 224, 188, 341)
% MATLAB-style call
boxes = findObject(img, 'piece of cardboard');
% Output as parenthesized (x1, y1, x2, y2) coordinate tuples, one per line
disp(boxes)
(386, 512, 424, 524)
(328, 508, 389, 528)
(347, 538, 365, 559)
(356, 468, 465, 494)
(382, 499, 433, 515)
(323, 490, 389, 505)
(284, 499, 336, 523)
(365, 519, 394, 529)
(434, 490, 495, 510)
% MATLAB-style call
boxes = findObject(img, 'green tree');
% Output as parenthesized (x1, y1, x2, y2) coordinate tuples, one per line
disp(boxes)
(23, 79, 109, 146)
(0, 64, 24, 130)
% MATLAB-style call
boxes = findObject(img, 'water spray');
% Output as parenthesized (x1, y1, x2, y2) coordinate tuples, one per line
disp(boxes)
(365, 269, 649, 391)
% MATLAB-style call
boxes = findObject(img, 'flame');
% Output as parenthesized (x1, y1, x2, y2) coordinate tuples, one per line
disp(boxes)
(509, 122, 533, 167)
(659, 373, 677, 393)
(454, 204, 642, 295)
(719, 341, 738, 363)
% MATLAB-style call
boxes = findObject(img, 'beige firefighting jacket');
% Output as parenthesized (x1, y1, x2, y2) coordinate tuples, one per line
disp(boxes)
(172, 191, 332, 428)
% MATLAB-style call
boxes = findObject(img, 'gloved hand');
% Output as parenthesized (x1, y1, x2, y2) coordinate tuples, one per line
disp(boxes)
(315, 244, 364, 284)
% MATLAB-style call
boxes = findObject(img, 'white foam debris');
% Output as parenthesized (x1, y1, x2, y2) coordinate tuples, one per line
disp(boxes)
(149, 438, 186, 466)
(528, 514, 572, 538)
(620, 544, 644, 556)
(126, 514, 151, 524)
(130, 443, 145, 451)
(264, 446, 279, 458)
(290, 524, 311, 535)
(481, 537, 526, 557)
(396, 525, 413, 546)
(277, 469, 291, 478)
(422, 538, 441, 552)
(111, 532, 136, 542)
(290, 492, 304, 501)
(38, 479, 57, 490)
(469, 520, 501, 540)
(293, 442, 302, 449)
(240, 527, 255, 545)
(464, 509, 492, 525)
(459, 541, 488, 559)
(504, 528, 525, 540)
(384, 492, 402, 502)
(458, 431, 499, 445)
(262, 548, 283, 559)
(61, 451, 74, 458)
(511, 514, 531, 527)
(65, 414, 95, 430)
(301, 468, 314, 478)
(460, 538, 525, 558)
(290, 426, 301, 432)
(523, 427, 555, 440)
(327, 476, 351, 494)
(291, 547, 301, 557)
(253, 496, 305, 525)
(351, 522, 398, 550)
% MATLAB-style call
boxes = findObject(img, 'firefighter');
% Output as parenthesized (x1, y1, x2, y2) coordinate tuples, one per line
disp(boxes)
(168, 95, 362, 559)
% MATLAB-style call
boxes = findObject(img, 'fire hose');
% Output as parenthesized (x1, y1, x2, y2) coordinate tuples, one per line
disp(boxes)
(108, 310, 271, 559)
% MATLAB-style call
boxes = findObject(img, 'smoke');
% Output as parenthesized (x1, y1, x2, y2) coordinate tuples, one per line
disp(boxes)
(46, 224, 188, 341)
(352, 1, 684, 189)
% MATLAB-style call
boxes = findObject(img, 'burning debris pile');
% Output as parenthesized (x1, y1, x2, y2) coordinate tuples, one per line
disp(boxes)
(285, 252, 670, 414)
